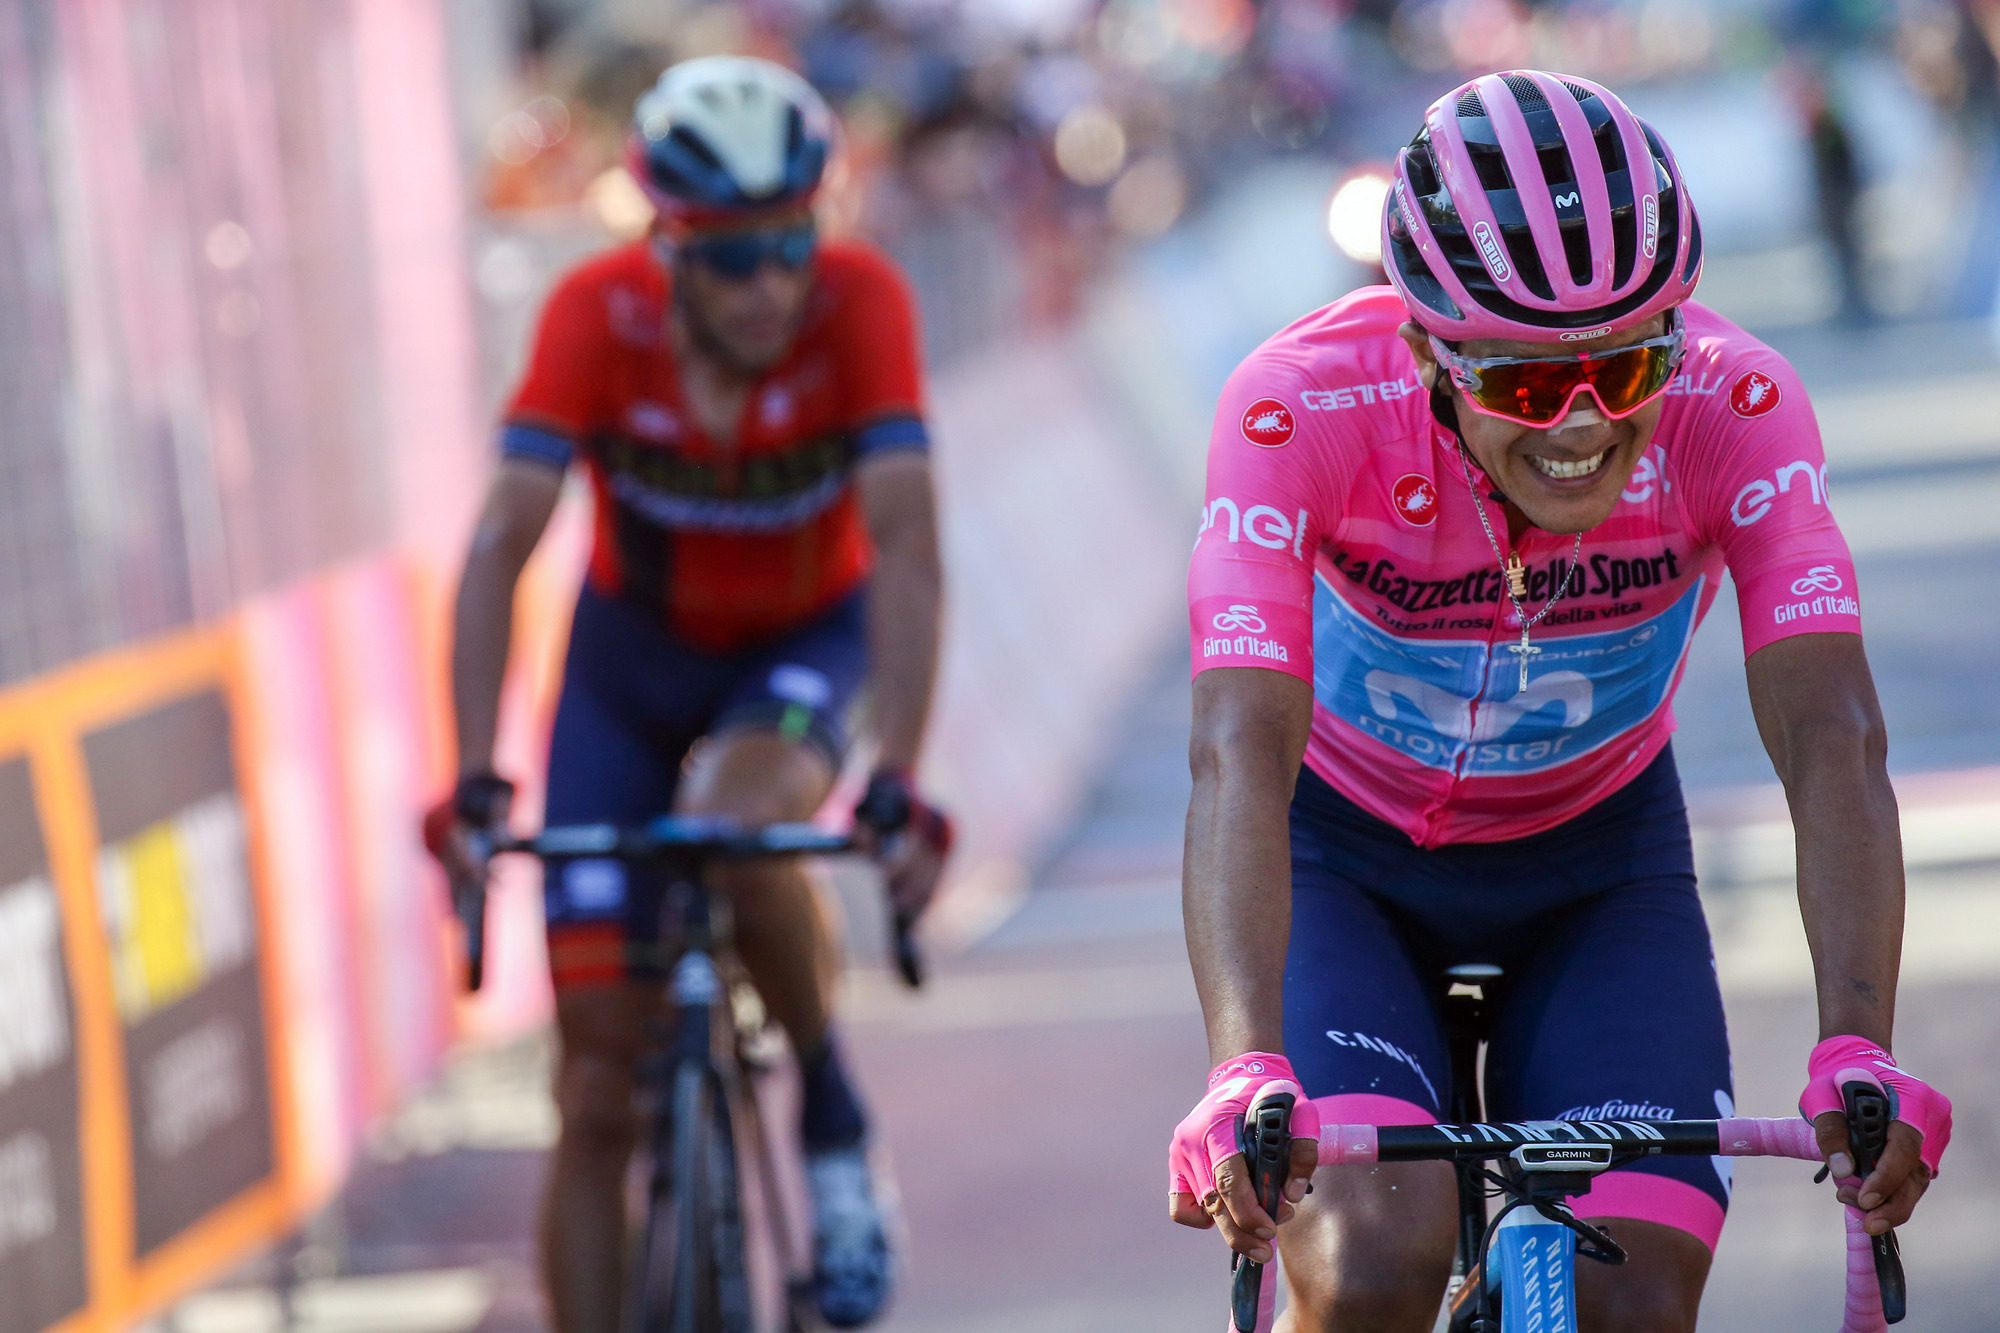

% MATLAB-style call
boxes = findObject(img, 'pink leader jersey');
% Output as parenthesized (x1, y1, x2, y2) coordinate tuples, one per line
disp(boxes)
(1190, 288, 1861, 846)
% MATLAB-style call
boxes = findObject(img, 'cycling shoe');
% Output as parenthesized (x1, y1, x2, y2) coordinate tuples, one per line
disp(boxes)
(805, 1144, 891, 1327)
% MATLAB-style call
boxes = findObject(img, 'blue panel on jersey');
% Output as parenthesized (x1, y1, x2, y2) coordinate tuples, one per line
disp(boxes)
(854, 415, 929, 456)
(501, 422, 575, 469)
(1310, 575, 1704, 776)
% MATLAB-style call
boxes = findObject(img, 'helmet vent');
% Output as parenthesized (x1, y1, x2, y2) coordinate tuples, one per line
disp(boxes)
(1456, 88, 1485, 117)
(1503, 73, 1549, 112)
(1406, 137, 1442, 196)
(1562, 81, 1594, 103)
(1594, 120, 1625, 174)
(1468, 143, 1513, 191)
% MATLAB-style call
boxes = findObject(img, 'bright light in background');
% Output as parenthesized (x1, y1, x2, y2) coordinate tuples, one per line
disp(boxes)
(1108, 155, 1187, 238)
(489, 94, 571, 165)
(587, 167, 655, 240)
(1326, 168, 1392, 265)
(1054, 105, 1127, 186)
(205, 221, 253, 270)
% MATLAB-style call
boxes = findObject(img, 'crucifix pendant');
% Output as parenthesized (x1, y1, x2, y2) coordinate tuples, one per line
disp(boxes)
(1509, 627, 1540, 690)
(1505, 553, 1528, 599)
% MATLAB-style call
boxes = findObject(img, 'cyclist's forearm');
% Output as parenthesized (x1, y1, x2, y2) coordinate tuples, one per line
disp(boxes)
(450, 460, 563, 777)
(863, 499, 942, 774)
(450, 543, 523, 776)
(1746, 635, 1903, 1047)
(1183, 672, 1312, 1062)
(1787, 733, 1904, 1046)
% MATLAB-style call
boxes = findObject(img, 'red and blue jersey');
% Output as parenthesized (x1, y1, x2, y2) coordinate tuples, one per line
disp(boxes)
(503, 238, 928, 652)
(1190, 288, 1861, 846)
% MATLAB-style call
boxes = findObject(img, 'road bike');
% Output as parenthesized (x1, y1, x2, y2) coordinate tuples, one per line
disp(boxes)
(1227, 964, 1909, 1333)
(456, 816, 892, 1333)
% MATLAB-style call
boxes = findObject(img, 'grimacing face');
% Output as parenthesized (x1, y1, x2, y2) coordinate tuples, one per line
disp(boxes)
(669, 228, 816, 375)
(1398, 314, 1669, 536)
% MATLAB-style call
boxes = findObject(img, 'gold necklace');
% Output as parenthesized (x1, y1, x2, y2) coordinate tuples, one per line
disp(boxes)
(1455, 442, 1583, 692)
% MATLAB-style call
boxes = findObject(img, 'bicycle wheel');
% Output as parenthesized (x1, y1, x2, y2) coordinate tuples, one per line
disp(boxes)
(631, 1059, 754, 1333)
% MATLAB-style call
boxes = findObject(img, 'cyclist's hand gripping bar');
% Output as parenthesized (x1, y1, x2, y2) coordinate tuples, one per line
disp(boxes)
(1843, 1079, 1906, 1325)
(1228, 1092, 1293, 1333)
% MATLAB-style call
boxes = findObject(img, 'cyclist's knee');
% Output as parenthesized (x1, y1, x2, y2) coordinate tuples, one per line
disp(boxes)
(552, 990, 652, 1155)
(677, 729, 832, 823)
(1575, 1218, 1707, 1333)
(1283, 1266, 1447, 1333)
(1281, 1162, 1455, 1331)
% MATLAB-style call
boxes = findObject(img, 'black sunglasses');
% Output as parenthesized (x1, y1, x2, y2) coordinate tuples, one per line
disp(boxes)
(679, 222, 818, 279)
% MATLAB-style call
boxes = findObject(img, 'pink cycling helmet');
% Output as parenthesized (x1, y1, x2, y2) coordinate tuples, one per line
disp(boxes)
(1382, 70, 1702, 343)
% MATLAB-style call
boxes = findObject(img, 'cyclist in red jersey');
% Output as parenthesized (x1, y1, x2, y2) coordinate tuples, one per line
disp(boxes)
(429, 57, 948, 1330)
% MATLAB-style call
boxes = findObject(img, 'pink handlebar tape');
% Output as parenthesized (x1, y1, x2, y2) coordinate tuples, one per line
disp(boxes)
(1716, 1116, 1821, 1160)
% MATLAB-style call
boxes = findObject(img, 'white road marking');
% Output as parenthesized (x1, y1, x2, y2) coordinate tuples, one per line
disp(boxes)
(174, 1270, 493, 1333)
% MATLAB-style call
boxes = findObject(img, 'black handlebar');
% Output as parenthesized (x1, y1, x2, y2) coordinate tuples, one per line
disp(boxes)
(1229, 1092, 1295, 1333)
(454, 817, 925, 992)
(1844, 1080, 1907, 1324)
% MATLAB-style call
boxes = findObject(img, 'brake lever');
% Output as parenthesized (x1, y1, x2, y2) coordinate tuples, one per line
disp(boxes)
(1843, 1079, 1907, 1324)
(1229, 1092, 1294, 1333)
(457, 831, 493, 992)
(891, 909, 924, 989)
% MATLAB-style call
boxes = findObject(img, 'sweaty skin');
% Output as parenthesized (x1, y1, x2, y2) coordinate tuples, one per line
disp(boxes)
(1179, 313, 1925, 1331)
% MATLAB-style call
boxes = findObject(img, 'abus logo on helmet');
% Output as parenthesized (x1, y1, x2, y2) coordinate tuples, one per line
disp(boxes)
(1472, 220, 1511, 282)
(1559, 326, 1613, 342)
(1642, 194, 1659, 259)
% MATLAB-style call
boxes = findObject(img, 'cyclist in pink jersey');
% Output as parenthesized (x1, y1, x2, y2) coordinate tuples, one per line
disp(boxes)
(1168, 71, 1950, 1330)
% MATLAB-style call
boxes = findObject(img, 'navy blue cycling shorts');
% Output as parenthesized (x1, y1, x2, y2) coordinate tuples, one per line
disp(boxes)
(1284, 746, 1736, 1247)
(541, 585, 867, 987)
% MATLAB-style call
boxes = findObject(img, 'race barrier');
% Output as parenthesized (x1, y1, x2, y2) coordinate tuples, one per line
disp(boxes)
(0, 559, 463, 1333)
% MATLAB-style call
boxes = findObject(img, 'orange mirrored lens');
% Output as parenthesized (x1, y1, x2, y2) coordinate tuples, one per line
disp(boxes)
(1469, 345, 1673, 424)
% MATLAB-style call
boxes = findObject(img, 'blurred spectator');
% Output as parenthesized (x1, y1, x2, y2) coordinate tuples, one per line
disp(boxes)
(1786, 59, 1872, 324)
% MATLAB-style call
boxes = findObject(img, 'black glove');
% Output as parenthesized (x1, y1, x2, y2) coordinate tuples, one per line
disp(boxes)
(855, 768, 953, 855)
(453, 772, 516, 830)
(855, 769, 915, 835)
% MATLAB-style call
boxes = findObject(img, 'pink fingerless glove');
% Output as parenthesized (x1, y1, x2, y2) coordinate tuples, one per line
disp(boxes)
(1799, 1035, 1953, 1176)
(1169, 1052, 1320, 1204)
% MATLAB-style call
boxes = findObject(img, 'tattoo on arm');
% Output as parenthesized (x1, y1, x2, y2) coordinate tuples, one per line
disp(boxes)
(1847, 977, 1881, 1006)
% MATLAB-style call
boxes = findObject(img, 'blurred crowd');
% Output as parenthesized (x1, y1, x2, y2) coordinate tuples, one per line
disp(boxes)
(454, 0, 2000, 372)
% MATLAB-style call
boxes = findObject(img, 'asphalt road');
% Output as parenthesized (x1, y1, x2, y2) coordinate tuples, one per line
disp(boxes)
(170, 315, 2000, 1333)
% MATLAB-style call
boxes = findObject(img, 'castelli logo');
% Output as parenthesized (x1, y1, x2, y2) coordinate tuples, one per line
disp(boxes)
(1729, 370, 1782, 419)
(1642, 194, 1659, 259)
(1391, 473, 1438, 526)
(1473, 220, 1511, 281)
(1240, 397, 1296, 447)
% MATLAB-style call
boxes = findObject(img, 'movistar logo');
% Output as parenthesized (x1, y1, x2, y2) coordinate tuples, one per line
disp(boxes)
(1553, 190, 1580, 209)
